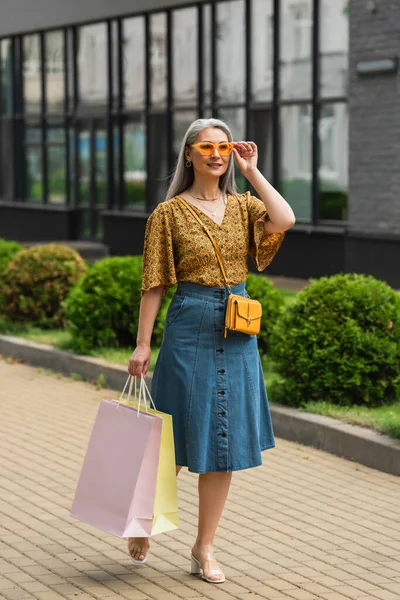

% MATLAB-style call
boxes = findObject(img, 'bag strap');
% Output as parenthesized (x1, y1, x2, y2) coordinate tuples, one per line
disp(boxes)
(177, 195, 231, 290)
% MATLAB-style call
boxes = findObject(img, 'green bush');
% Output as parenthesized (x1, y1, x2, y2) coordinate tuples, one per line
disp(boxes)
(152, 285, 176, 347)
(65, 256, 143, 353)
(1, 244, 86, 328)
(0, 238, 24, 276)
(246, 273, 285, 355)
(270, 274, 400, 408)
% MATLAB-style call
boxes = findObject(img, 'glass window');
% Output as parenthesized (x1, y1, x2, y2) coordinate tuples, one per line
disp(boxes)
(280, 1, 312, 100)
(249, 110, 273, 182)
(147, 113, 168, 208)
(281, 104, 312, 222)
(173, 8, 197, 106)
(150, 13, 167, 107)
(78, 125, 90, 203)
(25, 124, 43, 201)
(218, 107, 246, 192)
(252, 0, 273, 102)
(45, 31, 64, 114)
(47, 124, 66, 203)
(95, 125, 107, 211)
(203, 4, 212, 107)
(319, 102, 348, 220)
(67, 30, 75, 110)
(123, 18, 145, 108)
(173, 110, 197, 157)
(78, 24, 108, 106)
(124, 117, 146, 210)
(217, 1, 245, 104)
(320, 0, 349, 98)
(23, 35, 41, 113)
(1, 39, 13, 115)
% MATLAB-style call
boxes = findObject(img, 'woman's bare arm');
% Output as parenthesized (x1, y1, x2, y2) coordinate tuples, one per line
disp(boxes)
(128, 285, 164, 377)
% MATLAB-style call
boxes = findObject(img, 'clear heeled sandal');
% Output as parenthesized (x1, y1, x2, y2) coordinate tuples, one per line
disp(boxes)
(190, 552, 226, 584)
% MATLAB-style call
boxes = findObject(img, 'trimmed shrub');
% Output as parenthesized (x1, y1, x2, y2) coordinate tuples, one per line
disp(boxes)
(270, 274, 400, 408)
(0, 238, 23, 276)
(65, 256, 143, 353)
(1, 244, 86, 328)
(152, 285, 176, 347)
(245, 273, 285, 355)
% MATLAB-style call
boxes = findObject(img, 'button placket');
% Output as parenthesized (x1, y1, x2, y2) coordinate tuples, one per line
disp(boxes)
(216, 304, 228, 469)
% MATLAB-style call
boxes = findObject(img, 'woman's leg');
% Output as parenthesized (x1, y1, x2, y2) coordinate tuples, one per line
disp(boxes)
(128, 465, 182, 561)
(191, 471, 232, 582)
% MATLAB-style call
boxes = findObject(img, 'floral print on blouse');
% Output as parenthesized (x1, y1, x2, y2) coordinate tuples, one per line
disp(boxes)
(141, 191, 285, 294)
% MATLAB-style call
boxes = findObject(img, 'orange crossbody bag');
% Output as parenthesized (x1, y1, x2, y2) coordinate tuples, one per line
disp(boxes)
(178, 196, 262, 338)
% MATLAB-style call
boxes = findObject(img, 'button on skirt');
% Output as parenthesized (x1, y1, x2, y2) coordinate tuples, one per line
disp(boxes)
(151, 281, 275, 474)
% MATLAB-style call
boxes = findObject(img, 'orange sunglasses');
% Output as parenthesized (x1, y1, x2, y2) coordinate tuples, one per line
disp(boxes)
(190, 142, 234, 156)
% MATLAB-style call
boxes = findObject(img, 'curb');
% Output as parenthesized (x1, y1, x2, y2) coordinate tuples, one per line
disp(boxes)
(1, 334, 399, 477)
(0, 334, 152, 391)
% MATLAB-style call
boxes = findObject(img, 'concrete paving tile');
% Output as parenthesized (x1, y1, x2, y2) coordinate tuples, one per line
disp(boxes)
(1, 361, 400, 600)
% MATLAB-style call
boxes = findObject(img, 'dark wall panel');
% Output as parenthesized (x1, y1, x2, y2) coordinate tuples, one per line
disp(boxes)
(0, 0, 206, 36)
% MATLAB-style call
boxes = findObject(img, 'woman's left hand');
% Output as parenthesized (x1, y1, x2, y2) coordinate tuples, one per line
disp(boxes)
(233, 141, 258, 176)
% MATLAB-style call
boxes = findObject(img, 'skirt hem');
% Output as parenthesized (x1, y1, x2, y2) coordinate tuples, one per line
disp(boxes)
(177, 443, 276, 474)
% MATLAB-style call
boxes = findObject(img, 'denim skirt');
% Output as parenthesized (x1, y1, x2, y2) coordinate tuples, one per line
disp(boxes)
(151, 281, 275, 474)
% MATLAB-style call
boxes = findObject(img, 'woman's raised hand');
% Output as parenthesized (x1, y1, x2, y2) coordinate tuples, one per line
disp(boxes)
(233, 141, 258, 176)
(128, 344, 151, 378)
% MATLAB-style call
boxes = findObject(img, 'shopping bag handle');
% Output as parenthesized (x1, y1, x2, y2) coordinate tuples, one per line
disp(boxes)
(117, 375, 156, 416)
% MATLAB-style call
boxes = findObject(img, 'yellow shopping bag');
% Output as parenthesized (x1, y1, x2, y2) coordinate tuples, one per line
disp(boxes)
(128, 377, 179, 536)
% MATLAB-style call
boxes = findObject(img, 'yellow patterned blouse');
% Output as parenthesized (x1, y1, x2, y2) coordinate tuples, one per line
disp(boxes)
(141, 191, 285, 294)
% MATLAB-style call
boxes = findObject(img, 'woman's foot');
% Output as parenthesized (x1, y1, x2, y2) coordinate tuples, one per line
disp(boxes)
(128, 537, 150, 564)
(191, 544, 225, 583)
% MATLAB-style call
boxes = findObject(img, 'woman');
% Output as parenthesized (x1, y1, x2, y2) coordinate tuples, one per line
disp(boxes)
(127, 118, 295, 583)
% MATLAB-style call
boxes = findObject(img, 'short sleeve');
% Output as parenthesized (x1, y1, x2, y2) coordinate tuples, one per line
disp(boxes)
(141, 204, 177, 295)
(247, 192, 285, 271)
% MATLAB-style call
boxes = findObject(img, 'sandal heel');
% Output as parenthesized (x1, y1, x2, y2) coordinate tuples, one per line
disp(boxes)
(190, 555, 201, 575)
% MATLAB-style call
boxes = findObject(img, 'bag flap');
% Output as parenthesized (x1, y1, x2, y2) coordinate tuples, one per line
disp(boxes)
(235, 299, 262, 321)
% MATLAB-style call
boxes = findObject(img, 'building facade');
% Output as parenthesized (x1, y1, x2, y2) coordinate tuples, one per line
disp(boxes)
(0, 0, 399, 285)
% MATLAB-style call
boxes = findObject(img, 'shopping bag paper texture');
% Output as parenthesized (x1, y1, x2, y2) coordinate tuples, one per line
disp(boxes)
(71, 400, 163, 538)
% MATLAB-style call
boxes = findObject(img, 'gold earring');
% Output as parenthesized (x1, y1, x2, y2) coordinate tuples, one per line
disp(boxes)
(185, 160, 192, 168)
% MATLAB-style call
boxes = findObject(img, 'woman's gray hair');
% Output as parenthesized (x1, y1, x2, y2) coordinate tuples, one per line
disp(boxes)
(165, 118, 238, 200)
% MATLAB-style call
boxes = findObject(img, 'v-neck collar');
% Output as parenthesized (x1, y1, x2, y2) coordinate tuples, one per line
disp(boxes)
(177, 194, 230, 228)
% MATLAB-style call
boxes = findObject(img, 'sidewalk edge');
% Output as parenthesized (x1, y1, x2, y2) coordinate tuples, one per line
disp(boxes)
(1, 334, 399, 477)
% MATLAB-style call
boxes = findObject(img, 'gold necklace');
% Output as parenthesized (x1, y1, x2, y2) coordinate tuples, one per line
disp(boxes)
(191, 194, 226, 217)
(189, 191, 220, 201)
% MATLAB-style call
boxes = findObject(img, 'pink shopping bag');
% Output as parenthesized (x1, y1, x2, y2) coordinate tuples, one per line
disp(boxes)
(70, 378, 163, 538)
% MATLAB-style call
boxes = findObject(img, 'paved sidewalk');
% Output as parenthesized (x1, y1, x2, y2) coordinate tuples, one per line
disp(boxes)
(0, 360, 399, 600)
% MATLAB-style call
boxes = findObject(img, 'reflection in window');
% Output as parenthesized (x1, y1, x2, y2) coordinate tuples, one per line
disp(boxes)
(150, 13, 167, 107)
(217, 1, 245, 104)
(252, 0, 273, 102)
(173, 111, 197, 157)
(281, 105, 312, 222)
(203, 4, 212, 106)
(78, 127, 90, 203)
(280, 1, 312, 100)
(45, 31, 64, 114)
(123, 18, 145, 108)
(319, 102, 348, 220)
(1, 39, 13, 115)
(94, 127, 107, 216)
(124, 119, 146, 209)
(320, 1, 349, 98)
(78, 24, 107, 106)
(218, 108, 246, 192)
(23, 35, 41, 113)
(47, 125, 66, 203)
(173, 8, 197, 106)
(249, 110, 273, 182)
(148, 113, 168, 208)
(25, 125, 42, 201)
